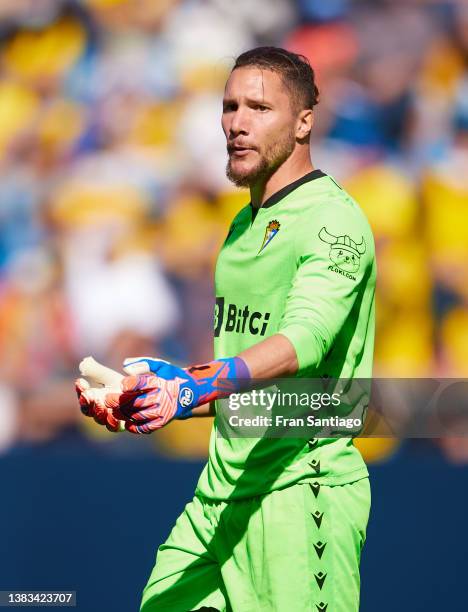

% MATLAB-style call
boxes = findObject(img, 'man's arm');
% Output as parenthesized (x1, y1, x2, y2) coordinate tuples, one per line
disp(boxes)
(99, 331, 303, 434)
(190, 401, 216, 417)
(76, 335, 298, 432)
(239, 333, 298, 378)
(180, 335, 298, 419)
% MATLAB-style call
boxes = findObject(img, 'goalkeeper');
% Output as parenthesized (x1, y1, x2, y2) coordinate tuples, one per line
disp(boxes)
(77, 47, 376, 612)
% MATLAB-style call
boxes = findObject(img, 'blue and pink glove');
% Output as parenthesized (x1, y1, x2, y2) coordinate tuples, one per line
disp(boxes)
(79, 356, 250, 434)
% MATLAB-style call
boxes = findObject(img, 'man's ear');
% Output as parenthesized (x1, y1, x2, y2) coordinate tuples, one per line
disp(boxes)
(296, 109, 314, 140)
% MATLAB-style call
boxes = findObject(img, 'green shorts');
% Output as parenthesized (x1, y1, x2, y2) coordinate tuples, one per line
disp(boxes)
(140, 478, 371, 612)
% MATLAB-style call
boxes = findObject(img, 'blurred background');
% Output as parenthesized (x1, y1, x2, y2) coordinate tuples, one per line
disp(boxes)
(0, 0, 466, 610)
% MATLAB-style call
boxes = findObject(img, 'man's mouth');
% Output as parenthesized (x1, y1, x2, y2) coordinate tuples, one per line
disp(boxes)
(229, 145, 256, 158)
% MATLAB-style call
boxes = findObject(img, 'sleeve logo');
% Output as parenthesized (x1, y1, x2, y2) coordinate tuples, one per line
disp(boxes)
(319, 226, 366, 277)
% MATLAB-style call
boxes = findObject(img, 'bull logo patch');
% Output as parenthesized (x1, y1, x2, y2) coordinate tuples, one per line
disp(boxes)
(319, 226, 366, 274)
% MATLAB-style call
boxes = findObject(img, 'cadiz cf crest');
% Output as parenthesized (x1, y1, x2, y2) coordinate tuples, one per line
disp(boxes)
(258, 220, 280, 253)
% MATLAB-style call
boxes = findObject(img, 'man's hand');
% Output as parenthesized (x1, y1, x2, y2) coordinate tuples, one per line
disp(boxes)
(102, 356, 250, 434)
(75, 355, 249, 435)
(104, 368, 190, 434)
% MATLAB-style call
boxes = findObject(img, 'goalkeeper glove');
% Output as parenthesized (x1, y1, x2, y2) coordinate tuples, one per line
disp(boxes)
(75, 378, 124, 433)
(104, 356, 250, 434)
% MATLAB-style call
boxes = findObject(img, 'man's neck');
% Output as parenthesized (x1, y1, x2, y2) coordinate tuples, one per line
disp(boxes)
(250, 155, 314, 209)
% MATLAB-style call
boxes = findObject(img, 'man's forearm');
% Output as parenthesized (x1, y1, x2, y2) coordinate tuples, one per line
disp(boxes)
(77, 337, 298, 434)
(188, 336, 298, 417)
(190, 401, 216, 417)
(238, 333, 298, 379)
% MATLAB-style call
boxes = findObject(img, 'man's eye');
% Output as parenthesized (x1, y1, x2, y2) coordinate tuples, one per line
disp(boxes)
(255, 105, 269, 112)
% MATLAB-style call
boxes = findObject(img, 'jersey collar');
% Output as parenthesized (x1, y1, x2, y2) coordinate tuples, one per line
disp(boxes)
(252, 169, 326, 211)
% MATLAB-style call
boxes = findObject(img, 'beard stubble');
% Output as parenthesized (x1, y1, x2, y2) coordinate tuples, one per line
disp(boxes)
(226, 127, 297, 188)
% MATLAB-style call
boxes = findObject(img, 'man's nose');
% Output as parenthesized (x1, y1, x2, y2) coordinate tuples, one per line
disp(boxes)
(229, 108, 249, 136)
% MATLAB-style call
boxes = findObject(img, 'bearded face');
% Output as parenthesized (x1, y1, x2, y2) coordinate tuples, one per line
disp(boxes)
(222, 67, 299, 188)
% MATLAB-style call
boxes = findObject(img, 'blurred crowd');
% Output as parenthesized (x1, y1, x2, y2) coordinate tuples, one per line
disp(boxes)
(0, 0, 466, 462)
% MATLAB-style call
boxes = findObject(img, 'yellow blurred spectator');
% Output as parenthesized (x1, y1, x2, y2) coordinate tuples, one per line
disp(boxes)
(440, 307, 468, 376)
(37, 98, 86, 157)
(181, 63, 231, 95)
(85, 0, 127, 7)
(419, 36, 466, 98)
(345, 164, 419, 240)
(151, 419, 212, 459)
(423, 169, 468, 260)
(215, 189, 250, 231)
(160, 192, 224, 278)
(0, 79, 39, 157)
(129, 101, 182, 148)
(377, 240, 432, 309)
(50, 182, 147, 227)
(3, 17, 86, 86)
(374, 312, 434, 376)
(422, 167, 468, 298)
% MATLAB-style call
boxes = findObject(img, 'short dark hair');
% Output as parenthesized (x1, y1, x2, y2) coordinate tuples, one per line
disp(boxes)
(232, 46, 319, 112)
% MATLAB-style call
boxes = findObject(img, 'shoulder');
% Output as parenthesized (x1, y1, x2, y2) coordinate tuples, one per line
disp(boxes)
(292, 174, 375, 254)
(287, 175, 376, 279)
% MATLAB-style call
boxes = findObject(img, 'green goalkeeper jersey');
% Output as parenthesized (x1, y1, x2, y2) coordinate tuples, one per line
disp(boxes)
(195, 169, 376, 501)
